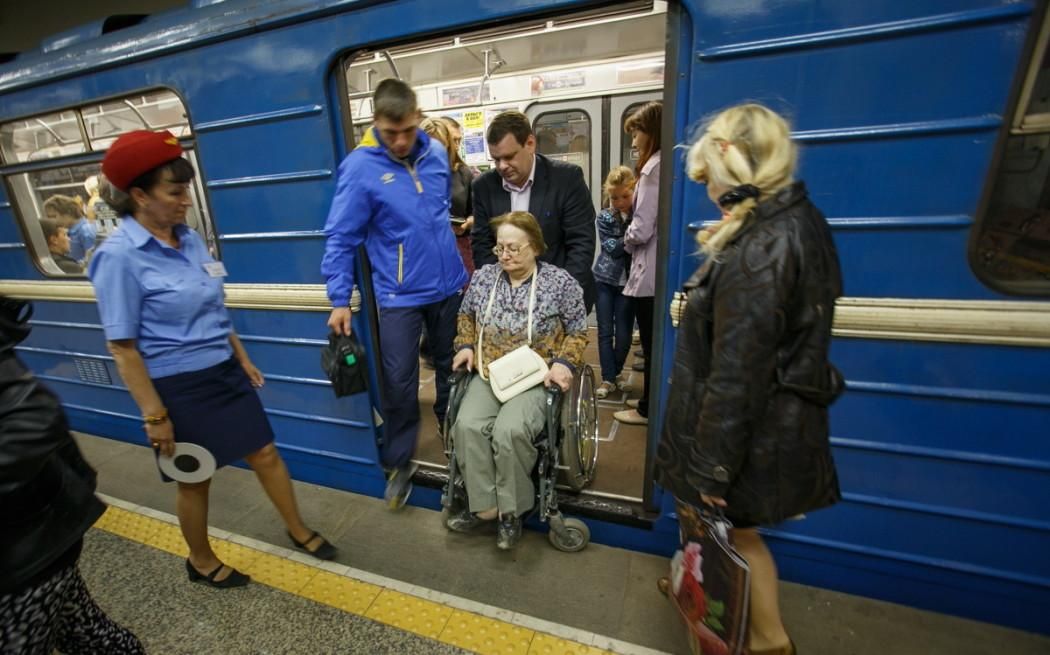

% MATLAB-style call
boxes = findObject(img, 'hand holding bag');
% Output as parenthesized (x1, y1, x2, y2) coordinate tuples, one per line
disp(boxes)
(476, 269, 549, 403)
(321, 331, 368, 398)
(668, 500, 751, 655)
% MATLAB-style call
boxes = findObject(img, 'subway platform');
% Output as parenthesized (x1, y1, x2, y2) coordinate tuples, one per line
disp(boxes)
(73, 433, 1050, 655)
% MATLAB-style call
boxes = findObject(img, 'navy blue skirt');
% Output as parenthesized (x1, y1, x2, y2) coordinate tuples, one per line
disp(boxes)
(152, 357, 274, 482)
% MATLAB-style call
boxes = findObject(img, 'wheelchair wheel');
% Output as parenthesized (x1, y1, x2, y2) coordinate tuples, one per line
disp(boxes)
(548, 516, 590, 552)
(558, 365, 599, 491)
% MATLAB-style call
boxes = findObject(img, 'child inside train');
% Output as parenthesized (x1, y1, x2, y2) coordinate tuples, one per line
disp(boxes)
(592, 166, 637, 399)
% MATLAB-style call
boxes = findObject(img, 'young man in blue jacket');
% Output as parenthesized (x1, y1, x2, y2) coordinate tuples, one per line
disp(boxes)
(322, 79, 467, 509)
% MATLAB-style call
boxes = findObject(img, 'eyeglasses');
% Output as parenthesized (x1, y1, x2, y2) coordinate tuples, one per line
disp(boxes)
(492, 243, 531, 257)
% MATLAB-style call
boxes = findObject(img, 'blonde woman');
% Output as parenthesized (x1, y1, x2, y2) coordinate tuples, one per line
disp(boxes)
(422, 117, 476, 277)
(655, 104, 843, 655)
(591, 166, 637, 399)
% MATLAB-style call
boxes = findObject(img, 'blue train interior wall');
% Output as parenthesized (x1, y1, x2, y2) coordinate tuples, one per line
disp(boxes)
(0, 0, 1047, 636)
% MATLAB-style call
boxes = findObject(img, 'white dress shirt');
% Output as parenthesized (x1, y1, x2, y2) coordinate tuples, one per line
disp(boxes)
(502, 155, 537, 213)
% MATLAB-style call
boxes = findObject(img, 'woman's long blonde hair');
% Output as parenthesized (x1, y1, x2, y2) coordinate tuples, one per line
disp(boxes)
(420, 117, 455, 168)
(686, 103, 796, 256)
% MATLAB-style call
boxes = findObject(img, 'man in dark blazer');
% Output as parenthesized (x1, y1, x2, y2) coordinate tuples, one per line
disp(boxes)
(471, 111, 596, 309)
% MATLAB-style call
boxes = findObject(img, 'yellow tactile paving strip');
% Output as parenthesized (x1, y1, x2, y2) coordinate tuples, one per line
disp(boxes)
(93, 506, 618, 655)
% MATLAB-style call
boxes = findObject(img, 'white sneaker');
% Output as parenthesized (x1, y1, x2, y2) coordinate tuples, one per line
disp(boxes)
(595, 381, 615, 399)
(613, 408, 647, 425)
(615, 375, 632, 393)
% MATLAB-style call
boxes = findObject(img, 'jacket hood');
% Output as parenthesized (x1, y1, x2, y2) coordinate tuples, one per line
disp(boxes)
(0, 297, 31, 353)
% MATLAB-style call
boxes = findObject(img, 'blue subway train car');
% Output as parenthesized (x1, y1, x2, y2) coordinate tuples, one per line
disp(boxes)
(1, 0, 1047, 635)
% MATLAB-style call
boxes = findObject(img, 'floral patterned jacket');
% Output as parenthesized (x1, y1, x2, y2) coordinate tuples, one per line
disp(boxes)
(455, 262, 587, 377)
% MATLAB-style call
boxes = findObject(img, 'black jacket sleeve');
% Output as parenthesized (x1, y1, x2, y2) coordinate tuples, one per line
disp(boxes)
(558, 166, 597, 292)
(463, 168, 475, 220)
(471, 175, 497, 270)
(0, 356, 70, 493)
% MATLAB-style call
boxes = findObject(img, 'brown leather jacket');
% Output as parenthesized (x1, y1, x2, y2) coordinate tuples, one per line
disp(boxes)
(655, 182, 844, 526)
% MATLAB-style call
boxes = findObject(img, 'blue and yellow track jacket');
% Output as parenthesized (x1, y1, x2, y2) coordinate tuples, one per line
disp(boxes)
(322, 127, 468, 308)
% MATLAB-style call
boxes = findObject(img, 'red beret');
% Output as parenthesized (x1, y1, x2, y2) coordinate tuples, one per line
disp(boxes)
(102, 130, 184, 191)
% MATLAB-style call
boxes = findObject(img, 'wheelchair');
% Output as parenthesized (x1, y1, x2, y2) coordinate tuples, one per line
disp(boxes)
(440, 365, 599, 552)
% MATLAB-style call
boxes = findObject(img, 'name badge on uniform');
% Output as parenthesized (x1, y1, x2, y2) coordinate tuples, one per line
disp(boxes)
(203, 262, 228, 278)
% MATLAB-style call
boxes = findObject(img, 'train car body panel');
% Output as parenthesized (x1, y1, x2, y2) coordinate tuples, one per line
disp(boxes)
(662, 0, 1050, 634)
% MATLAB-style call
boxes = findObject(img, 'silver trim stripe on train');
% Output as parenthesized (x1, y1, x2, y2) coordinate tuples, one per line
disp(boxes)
(3, 280, 1049, 347)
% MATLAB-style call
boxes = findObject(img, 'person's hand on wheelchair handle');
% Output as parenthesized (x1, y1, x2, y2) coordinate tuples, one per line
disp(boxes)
(544, 362, 573, 392)
(452, 348, 474, 372)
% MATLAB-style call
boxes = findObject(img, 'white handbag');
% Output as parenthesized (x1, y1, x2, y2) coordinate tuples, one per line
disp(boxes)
(477, 269, 549, 403)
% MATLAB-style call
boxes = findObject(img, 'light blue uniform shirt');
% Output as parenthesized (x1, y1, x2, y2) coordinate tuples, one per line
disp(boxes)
(67, 217, 97, 263)
(88, 217, 233, 378)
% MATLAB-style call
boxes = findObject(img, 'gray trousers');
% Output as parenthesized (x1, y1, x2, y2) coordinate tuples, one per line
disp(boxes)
(451, 375, 547, 516)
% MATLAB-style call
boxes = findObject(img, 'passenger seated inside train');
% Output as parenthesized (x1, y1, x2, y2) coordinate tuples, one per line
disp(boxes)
(39, 218, 83, 274)
(445, 211, 587, 550)
(43, 194, 97, 265)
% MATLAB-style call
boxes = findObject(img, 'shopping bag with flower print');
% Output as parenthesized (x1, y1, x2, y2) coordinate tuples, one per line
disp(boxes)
(668, 500, 750, 655)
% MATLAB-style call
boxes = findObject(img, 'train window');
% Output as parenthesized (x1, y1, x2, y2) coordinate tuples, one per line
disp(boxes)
(0, 89, 192, 165)
(0, 110, 86, 163)
(6, 153, 214, 278)
(1, 91, 214, 278)
(620, 102, 646, 168)
(971, 14, 1050, 294)
(81, 90, 191, 150)
(533, 110, 592, 186)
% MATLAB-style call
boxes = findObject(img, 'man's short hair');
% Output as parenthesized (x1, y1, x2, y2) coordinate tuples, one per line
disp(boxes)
(373, 79, 418, 122)
(486, 111, 533, 146)
(39, 218, 63, 244)
(43, 194, 80, 220)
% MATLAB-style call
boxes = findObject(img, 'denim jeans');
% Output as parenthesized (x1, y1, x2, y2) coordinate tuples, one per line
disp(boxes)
(595, 281, 635, 384)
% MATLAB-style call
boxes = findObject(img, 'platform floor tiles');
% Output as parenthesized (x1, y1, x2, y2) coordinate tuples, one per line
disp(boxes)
(85, 502, 623, 655)
(74, 433, 1050, 655)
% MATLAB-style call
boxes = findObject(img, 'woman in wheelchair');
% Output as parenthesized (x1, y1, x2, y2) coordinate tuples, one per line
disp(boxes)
(447, 211, 587, 550)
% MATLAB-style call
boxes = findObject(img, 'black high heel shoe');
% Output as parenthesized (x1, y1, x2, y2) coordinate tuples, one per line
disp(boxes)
(185, 559, 250, 588)
(288, 530, 338, 561)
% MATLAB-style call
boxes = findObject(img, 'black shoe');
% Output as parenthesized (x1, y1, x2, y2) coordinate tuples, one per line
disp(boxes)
(496, 514, 522, 550)
(631, 360, 645, 371)
(445, 508, 485, 533)
(186, 559, 250, 588)
(634, 349, 645, 358)
(288, 530, 338, 561)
